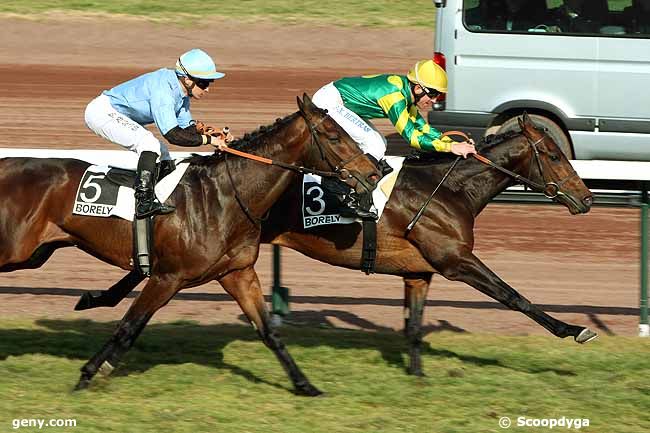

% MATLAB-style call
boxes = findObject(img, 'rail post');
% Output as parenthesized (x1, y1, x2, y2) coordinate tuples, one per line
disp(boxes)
(640, 184, 649, 337)
(271, 245, 290, 325)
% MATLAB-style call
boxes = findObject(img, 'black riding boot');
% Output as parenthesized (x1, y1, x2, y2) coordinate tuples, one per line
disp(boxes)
(338, 190, 378, 220)
(134, 151, 175, 219)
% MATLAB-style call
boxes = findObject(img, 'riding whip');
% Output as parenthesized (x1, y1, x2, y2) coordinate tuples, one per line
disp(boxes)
(405, 155, 461, 236)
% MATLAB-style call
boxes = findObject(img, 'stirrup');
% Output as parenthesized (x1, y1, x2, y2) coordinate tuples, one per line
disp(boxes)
(136, 201, 175, 219)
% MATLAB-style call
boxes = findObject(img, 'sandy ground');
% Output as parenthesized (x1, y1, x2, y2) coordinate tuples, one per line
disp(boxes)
(0, 17, 643, 337)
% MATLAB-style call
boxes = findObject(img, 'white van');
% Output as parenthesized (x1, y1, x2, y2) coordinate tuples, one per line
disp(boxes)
(429, 0, 650, 160)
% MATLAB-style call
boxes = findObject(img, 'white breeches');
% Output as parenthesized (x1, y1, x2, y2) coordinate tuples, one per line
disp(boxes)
(84, 94, 171, 161)
(312, 82, 387, 161)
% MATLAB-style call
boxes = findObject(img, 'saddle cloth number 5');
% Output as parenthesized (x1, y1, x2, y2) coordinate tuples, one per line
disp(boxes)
(80, 174, 105, 203)
(73, 169, 120, 217)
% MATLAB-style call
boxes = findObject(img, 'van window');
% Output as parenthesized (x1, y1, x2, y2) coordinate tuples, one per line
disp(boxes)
(463, 0, 650, 37)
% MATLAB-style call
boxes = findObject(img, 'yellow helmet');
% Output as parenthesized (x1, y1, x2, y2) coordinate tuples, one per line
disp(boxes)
(407, 60, 448, 93)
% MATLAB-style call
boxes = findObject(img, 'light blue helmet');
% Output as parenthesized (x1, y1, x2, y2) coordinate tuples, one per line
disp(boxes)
(175, 49, 225, 80)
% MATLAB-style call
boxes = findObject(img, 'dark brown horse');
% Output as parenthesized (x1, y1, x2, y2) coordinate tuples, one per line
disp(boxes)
(0, 94, 380, 396)
(263, 113, 597, 376)
(79, 113, 596, 383)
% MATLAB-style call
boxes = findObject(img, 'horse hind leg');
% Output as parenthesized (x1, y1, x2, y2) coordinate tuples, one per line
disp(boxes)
(219, 266, 322, 396)
(0, 240, 70, 273)
(0, 218, 73, 272)
(75, 274, 182, 390)
(403, 274, 432, 376)
(440, 251, 597, 344)
(74, 271, 144, 311)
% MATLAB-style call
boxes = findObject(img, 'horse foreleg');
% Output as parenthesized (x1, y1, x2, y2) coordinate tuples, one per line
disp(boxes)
(403, 274, 432, 376)
(440, 251, 597, 343)
(218, 266, 322, 396)
(75, 275, 181, 390)
(75, 271, 144, 311)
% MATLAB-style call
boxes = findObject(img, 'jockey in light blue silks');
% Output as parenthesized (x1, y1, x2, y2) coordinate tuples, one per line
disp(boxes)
(85, 48, 232, 218)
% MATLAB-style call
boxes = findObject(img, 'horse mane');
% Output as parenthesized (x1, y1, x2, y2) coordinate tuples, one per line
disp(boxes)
(183, 111, 301, 167)
(445, 130, 524, 192)
(403, 129, 524, 193)
(404, 129, 521, 165)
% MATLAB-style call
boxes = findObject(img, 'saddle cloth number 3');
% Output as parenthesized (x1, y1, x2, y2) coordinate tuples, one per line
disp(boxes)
(301, 174, 349, 228)
(305, 185, 326, 216)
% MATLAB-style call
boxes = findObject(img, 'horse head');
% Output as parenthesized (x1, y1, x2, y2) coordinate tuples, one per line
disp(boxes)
(297, 93, 380, 193)
(518, 112, 593, 214)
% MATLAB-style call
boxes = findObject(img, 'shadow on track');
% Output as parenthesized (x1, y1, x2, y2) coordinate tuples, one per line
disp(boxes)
(0, 319, 576, 388)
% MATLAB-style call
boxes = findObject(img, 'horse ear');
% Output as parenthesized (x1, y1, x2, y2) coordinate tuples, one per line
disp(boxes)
(518, 112, 536, 138)
(297, 95, 305, 114)
(303, 92, 313, 105)
(302, 92, 315, 114)
(518, 112, 527, 131)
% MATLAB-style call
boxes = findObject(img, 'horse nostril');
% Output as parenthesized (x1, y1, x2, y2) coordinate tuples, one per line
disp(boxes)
(583, 196, 593, 207)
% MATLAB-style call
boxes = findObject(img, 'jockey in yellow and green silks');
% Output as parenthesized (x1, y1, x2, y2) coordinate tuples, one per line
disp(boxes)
(312, 59, 476, 163)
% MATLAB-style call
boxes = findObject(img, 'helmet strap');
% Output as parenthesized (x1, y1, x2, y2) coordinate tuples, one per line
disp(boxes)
(180, 76, 197, 98)
(411, 83, 426, 105)
(177, 57, 198, 98)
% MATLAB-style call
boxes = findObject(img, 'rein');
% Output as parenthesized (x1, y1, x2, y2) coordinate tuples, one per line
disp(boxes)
(473, 145, 546, 192)
(451, 130, 578, 200)
(220, 109, 372, 225)
(218, 142, 353, 180)
(405, 127, 579, 235)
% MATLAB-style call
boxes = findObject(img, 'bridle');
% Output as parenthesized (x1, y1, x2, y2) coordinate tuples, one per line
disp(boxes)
(220, 109, 376, 224)
(524, 133, 581, 198)
(302, 112, 376, 194)
(470, 131, 579, 199)
(406, 129, 580, 236)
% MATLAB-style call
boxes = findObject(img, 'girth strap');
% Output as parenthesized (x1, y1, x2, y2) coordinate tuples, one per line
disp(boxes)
(361, 218, 377, 274)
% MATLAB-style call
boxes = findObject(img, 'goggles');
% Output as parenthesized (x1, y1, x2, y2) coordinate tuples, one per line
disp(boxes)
(194, 78, 213, 90)
(177, 58, 213, 90)
(421, 86, 441, 99)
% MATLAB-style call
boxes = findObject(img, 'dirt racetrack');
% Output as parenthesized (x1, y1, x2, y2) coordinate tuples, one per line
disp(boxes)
(0, 17, 642, 337)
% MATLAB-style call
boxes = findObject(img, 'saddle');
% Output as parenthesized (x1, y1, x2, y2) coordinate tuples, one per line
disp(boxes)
(404, 149, 458, 165)
(105, 160, 176, 188)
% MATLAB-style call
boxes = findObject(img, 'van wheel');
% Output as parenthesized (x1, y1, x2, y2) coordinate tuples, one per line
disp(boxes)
(497, 114, 574, 159)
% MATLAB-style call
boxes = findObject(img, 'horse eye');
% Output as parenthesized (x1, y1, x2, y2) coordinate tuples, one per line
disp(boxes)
(328, 135, 340, 143)
(549, 153, 560, 162)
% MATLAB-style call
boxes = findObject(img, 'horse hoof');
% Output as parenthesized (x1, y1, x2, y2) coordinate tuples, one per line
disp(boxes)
(74, 292, 96, 311)
(295, 383, 324, 397)
(575, 328, 598, 344)
(73, 378, 90, 391)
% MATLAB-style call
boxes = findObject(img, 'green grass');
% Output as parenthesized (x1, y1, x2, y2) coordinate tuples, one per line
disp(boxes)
(0, 319, 649, 432)
(0, 0, 437, 27)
